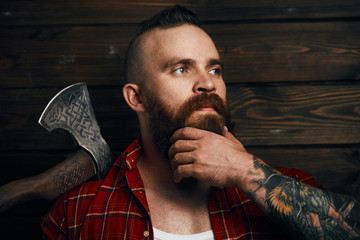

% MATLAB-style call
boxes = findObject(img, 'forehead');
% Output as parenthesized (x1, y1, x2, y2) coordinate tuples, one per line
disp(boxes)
(139, 24, 220, 65)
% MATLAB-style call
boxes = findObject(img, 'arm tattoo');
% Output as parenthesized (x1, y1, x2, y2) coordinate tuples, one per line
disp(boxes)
(250, 156, 360, 240)
(53, 158, 85, 193)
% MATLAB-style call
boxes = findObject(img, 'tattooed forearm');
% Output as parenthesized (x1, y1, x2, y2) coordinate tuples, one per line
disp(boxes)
(249, 156, 360, 240)
(48, 150, 96, 196)
(53, 158, 85, 193)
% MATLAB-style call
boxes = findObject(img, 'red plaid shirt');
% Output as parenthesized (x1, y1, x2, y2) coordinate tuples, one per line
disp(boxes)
(41, 138, 326, 239)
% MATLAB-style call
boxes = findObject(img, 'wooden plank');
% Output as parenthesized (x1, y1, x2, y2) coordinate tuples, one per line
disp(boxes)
(1, 0, 360, 26)
(0, 152, 70, 185)
(1, 84, 360, 150)
(209, 22, 360, 84)
(0, 87, 139, 151)
(228, 83, 360, 146)
(0, 26, 134, 88)
(1, 22, 359, 88)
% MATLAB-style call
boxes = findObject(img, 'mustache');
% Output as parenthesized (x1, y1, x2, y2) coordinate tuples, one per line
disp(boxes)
(176, 93, 230, 120)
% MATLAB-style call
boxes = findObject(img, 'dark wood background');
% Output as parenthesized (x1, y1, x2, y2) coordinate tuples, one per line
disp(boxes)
(1, 1, 360, 239)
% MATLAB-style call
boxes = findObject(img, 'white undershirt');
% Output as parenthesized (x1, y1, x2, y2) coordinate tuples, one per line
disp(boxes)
(153, 228, 215, 240)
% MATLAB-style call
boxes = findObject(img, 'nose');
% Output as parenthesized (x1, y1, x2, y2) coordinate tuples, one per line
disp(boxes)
(193, 73, 216, 94)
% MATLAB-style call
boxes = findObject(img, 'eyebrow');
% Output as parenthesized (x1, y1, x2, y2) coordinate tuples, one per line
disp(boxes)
(207, 59, 224, 71)
(160, 58, 224, 71)
(160, 58, 194, 71)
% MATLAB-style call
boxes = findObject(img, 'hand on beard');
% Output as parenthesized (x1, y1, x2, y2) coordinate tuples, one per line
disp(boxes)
(168, 126, 252, 189)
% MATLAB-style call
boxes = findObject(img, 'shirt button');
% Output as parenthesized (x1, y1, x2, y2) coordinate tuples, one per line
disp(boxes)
(143, 230, 150, 237)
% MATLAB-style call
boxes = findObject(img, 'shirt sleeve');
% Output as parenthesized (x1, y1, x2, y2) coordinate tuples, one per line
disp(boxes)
(40, 180, 102, 239)
(40, 195, 68, 240)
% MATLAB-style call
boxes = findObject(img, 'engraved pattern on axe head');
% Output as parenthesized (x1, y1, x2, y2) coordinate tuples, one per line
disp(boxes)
(45, 88, 99, 143)
(39, 83, 113, 179)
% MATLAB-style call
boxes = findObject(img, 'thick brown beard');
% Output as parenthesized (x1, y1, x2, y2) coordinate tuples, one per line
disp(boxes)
(142, 89, 234, 158)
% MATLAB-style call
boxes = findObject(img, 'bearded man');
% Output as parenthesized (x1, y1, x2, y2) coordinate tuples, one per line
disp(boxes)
(41, 5, 360, 240)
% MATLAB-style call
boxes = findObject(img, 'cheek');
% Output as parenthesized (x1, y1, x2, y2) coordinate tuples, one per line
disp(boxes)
(154, 81, 193, 105)
(216, 81, 227, 100)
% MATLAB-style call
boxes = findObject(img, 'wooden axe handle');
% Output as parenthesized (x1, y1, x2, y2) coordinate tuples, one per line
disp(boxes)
(0, 150, 95, 214)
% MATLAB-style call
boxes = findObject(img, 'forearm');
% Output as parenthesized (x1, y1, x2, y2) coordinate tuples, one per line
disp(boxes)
(36, 150, 96, 198)
(243, 156, 360, 240)
(0, 150, 96, 213)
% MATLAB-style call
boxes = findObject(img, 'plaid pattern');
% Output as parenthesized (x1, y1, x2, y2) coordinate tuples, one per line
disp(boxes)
(41, 138, 326, 240)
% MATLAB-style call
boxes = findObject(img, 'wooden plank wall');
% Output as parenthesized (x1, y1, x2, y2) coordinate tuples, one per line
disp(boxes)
(1, 1, 360, 238)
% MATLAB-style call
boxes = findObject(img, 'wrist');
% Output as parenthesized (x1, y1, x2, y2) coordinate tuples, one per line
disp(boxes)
(234, 155, 282, 199)
(249, 173, 282, 199)
(232, 154, 266, 191)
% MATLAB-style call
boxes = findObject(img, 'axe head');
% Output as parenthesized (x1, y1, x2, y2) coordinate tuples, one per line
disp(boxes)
(39, 83, 112, 179)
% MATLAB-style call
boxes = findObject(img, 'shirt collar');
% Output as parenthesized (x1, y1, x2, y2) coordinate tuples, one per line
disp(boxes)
(124, 137, 142, 170)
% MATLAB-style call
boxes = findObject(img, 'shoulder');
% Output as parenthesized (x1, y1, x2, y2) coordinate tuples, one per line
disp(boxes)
(40, 179, 104, 238)
(45, 179, 104, 216)
(63, 179, 104, 205)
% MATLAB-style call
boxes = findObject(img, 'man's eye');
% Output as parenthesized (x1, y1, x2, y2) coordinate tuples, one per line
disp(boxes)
(209, 68, 221, 75)
(174, 67, 186, 74)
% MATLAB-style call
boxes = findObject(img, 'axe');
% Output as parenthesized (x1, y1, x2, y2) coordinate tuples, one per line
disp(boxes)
(0, 83, 113, 213)
(38, 82, 113, 179)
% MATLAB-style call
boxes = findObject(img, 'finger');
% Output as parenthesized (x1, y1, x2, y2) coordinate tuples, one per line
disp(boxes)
(170, 127, 206, 143)
(170, 152, 195, 171)
(168, 139, 196, 159)
(173, 164, 196, 183)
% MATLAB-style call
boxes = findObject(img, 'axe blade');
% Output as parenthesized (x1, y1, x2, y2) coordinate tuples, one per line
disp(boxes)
(38, 83, 112, 179)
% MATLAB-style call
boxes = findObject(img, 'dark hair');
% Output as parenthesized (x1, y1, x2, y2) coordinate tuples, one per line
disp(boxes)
(135, 5, 202, 38)
(124, 5, 202, 84)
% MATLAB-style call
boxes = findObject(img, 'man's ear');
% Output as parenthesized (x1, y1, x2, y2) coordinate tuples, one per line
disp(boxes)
(122, 83, 146, 112)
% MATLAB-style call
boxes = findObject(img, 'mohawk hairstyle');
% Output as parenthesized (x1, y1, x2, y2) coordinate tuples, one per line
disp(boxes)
(124, 5, 203, 85)
(134, 5, 202, 38)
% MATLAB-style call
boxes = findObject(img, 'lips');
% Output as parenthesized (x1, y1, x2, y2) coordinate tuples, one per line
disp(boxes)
(197, 106, 216, 112)
(195, 103, 215, 111)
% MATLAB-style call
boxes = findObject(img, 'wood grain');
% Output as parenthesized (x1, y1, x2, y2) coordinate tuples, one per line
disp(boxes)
(1, 84, 360, 151)
(1, 0, 360, 26)
(1, 22, 359, 88)
(208, 22, 360, 83)
(228, 83, 360, 145)
(0, 87, 138, 151)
